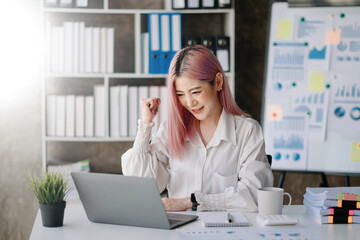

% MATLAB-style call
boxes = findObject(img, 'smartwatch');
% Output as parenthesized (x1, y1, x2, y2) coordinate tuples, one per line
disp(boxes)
(190, 193, 198, 211)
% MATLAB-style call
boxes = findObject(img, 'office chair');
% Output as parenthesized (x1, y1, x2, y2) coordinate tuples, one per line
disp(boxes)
(266, 154, 272, 166)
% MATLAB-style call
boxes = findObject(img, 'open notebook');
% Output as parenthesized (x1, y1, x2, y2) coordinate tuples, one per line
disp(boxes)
(198, 212, 249, 227)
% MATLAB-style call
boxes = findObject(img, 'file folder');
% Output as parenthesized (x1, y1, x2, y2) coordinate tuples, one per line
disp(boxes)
(187, 0, 200, 9)
(215, 36, 230, 72)
(149, 13, 161, 74)
(59, 0, 73, 8)
(56, 95, 66, 137)
(202, 0, 216, 8)
(128, 86, 139, 137)
(109, 86, 120, 137)
(119, 85, 129, 137)
(85, 96, 94, 137)
(183, 36, 200, 48)
(200, 36, 215, 52)
(141, 32, 149, 74)
(75, 95, 84, 137)
(172, 0, 186, 9)
(66, 95, 75, 137)
(218, 0, 232, 8)
(76, 0, 88, 7)
(160, 14, 171, 74)
(170, 13, 182, 62)
(44, 0, 58, 8)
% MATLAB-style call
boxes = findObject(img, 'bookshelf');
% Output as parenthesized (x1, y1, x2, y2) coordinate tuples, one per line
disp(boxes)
(41, 0, 235, 170)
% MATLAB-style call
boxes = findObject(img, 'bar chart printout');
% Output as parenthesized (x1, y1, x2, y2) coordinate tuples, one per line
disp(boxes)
(266, 114, 308, 170)
(267, 43, 307, 96)
(293, 92, 330, 140)
(328, 74, 360, 131)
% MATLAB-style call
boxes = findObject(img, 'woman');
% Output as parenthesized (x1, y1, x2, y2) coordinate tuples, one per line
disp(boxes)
(122, 45, 273, 212)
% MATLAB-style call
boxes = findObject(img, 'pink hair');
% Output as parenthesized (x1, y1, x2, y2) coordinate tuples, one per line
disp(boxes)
(167, 45, 249, 159)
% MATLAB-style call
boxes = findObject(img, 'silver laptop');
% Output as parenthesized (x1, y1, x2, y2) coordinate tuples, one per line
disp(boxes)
(71, 172, 198, 229)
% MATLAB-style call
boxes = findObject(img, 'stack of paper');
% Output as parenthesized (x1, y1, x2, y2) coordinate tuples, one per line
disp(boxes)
(303, 187, 360, 224)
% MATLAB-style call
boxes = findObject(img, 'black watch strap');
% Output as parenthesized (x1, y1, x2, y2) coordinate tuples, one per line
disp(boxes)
(191, 193, 198, 211)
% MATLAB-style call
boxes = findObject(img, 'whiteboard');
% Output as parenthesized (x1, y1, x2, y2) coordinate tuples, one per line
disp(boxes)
(261, 1, 360, 173)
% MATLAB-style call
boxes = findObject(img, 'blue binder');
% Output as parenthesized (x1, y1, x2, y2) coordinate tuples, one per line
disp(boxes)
(160, 13, 172, 74)
(170, 13, 182, 65)
(148, 13, 161, 74)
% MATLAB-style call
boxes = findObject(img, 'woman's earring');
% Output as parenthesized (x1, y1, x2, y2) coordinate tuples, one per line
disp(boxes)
(218, 88, 222, 92)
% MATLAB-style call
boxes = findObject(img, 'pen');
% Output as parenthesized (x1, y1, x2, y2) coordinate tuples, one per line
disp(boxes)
(227, 212, 234, 223)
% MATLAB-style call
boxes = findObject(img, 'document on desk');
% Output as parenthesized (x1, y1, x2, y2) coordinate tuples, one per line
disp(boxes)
(198, 212, 249, 227)
(176, 226, 320, 240)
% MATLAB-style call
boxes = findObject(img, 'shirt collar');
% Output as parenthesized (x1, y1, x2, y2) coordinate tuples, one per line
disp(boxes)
(207, 108, 236, 147)
(186, 108, 237, 148)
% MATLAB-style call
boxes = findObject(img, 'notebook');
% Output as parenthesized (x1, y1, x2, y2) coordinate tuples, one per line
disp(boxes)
(71, 172, 198, 229)
(198, 212, 249, 227)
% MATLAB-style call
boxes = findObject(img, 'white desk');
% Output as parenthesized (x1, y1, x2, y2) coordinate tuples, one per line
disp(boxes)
(30, 205, 359, 240)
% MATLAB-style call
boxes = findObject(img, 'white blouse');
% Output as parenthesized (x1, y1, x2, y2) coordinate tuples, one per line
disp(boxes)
(121, 109, 274, 212)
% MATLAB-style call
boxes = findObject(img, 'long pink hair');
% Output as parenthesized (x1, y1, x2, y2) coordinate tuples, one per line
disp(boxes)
(167, 45, 249, 159)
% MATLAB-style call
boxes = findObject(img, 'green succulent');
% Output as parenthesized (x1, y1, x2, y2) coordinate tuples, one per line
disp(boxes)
(29, 170, 70, 205)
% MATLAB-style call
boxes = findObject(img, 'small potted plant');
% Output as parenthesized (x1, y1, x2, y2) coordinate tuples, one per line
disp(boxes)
(29, 169, 70, 227)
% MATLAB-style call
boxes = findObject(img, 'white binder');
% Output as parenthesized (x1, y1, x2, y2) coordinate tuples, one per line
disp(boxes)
(85, 96, 94, 137)
(94, 85, 105, 137)
(75, 95, 85, 137)
(78, 22, 85, 73)
(64, 22, 73, 73)
(56, 95, 66, 137)
(119, 85, 129, 137)
(85, 27, 93, 73)
(110, 86, 120, 137)
(46, 95, 56, 136)
(107, 28, 114, 73)
(128, 86, 139, 137)
(92, 27, 100, 73)
(66, 95, 75, 137)
(171, 14, 182, 60)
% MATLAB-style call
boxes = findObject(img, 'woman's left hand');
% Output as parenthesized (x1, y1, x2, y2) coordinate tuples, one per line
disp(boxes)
(162, 197, 192, 212)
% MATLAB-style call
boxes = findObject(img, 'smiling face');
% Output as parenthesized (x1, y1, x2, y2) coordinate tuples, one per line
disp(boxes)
(175, 76, 223, 122)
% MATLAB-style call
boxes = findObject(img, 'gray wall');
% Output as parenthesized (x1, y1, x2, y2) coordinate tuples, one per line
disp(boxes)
(0, 0, 42, 239)
(1, 1, 359, 240)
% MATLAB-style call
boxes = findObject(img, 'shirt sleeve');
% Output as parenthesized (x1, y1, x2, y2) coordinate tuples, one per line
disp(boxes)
(195, 120, 274, 212)
(121, 120, 170, 193)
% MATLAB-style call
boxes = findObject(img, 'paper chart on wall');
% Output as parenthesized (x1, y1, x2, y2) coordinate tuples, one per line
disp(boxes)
(330, 15, 360, 72)
(176, 226, 320, 240)
(292, 91, 330, 141)
(294, 15, 332, 72)
(265, 113, 308, 170)
(263, 2, 360, 173)
(266, 42, 308, 97)
(327, 73, 360, 131)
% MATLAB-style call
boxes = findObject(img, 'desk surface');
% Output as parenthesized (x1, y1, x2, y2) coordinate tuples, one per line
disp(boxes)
(30, 204, 359, 240)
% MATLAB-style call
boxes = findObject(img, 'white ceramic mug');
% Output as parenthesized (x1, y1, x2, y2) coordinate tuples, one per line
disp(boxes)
(257, 187, 292, 215)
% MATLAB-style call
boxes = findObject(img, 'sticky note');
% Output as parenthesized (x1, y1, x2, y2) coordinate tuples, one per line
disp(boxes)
(350, 142, 360, 162)
(268, 105, 283, 121)
(326, 29, 341, 44)
(309, 72, 325, 92)
(277, 20, 292, 39)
